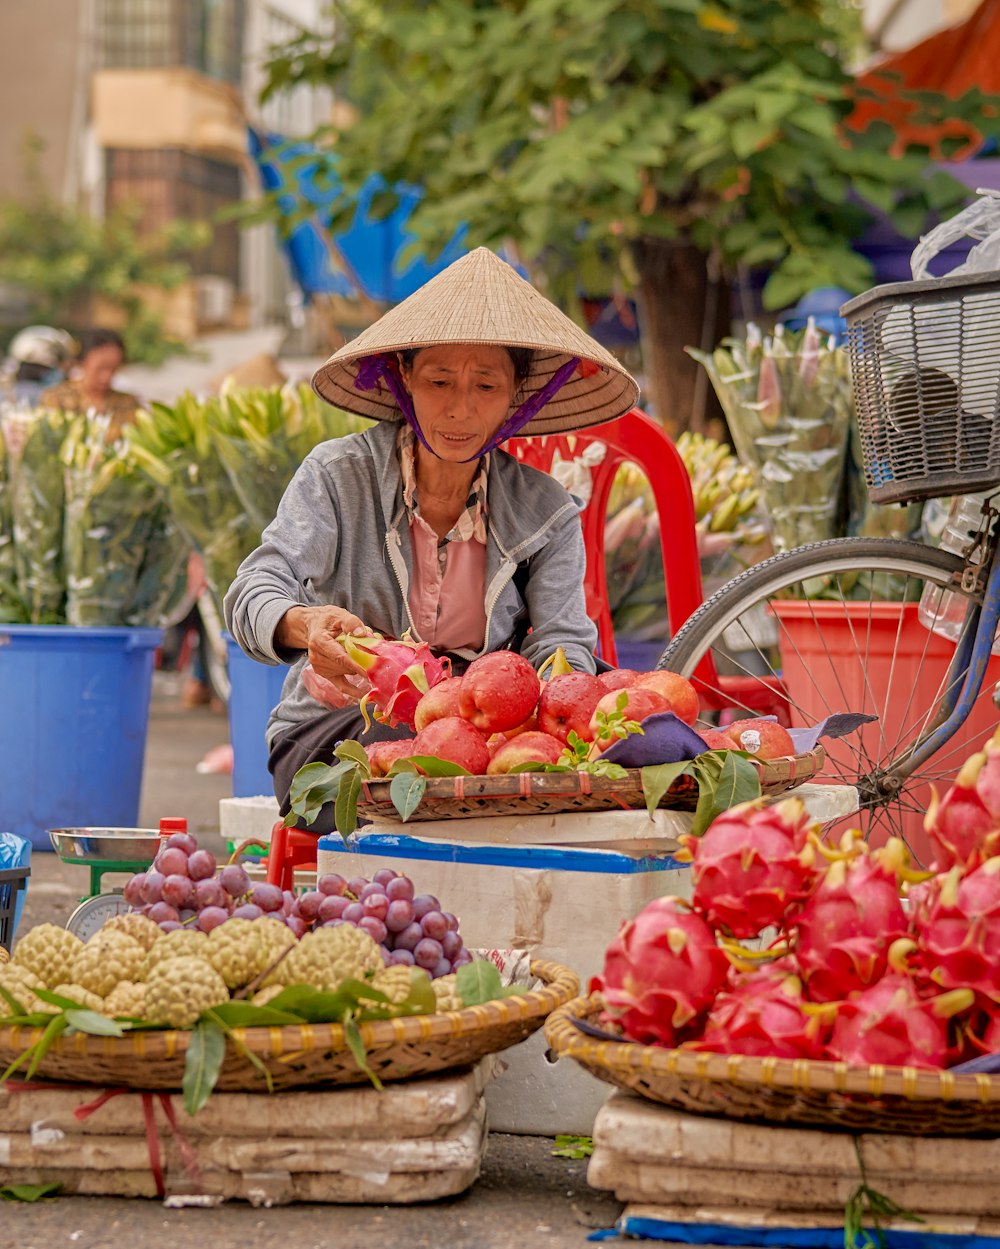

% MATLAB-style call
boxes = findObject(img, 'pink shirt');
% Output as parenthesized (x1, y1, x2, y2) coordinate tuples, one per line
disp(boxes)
(408, 514, 487, 652)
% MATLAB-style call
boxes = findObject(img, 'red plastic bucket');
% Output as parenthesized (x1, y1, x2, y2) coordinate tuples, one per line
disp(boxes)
(771, 601, 1000, 862)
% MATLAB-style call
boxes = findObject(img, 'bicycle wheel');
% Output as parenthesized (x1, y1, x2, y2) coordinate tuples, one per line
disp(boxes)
(658, 538, 999, 856)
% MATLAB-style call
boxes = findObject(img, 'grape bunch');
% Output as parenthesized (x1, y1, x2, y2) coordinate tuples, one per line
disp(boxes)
(123, 837, 470, 978)
(294, 868, 473, 978)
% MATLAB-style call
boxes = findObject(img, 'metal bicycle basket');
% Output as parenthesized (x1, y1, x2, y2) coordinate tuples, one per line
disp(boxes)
(842, 270, 1000, 505)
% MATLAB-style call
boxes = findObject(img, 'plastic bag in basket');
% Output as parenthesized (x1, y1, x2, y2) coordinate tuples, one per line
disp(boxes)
(880, 189, 1000, 423)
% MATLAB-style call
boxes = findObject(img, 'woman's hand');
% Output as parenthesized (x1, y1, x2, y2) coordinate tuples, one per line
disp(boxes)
(276, 605, 375, 702)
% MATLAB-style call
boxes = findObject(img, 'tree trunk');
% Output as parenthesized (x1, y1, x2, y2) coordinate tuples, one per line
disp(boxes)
(630, 237, 730, 438)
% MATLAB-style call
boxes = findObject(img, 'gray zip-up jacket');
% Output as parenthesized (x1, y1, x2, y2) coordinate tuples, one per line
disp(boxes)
(224, 421, 598, 746)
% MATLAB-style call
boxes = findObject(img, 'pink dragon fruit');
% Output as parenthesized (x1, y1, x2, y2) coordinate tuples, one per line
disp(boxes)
(597, 897, 729, 1048)
(912, 857, 1000, 1002)
(924, 748, 1000, 869)
(339, 633, 451, 730)
(684, 797, 819, 939)
(791, 845, 908, 1003)
(690, 958, 828, 1060)
(826, 941, 973, 1069)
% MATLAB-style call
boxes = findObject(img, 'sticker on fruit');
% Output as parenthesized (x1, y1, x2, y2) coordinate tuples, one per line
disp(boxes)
(284, 649, 879, 833)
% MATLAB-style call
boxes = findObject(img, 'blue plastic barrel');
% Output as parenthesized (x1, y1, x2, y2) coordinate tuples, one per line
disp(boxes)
(225, 635, 287, 798)
(0, 625, 162, 849)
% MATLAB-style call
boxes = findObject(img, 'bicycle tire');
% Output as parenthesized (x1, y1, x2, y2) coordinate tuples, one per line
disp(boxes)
(657, 537, 990, 854)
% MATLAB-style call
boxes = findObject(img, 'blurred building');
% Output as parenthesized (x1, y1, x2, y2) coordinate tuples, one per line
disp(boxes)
(864, 0, 981, 50)
(0, 0, 332, 338)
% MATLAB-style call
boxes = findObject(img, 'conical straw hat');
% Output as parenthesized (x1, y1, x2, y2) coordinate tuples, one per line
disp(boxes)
(312, 248, 639, 435)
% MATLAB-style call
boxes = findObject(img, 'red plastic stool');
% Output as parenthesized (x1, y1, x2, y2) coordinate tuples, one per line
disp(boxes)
(265, 820, 318, 890)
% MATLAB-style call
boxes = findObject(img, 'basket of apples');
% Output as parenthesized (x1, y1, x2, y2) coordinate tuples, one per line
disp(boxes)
(287, 636, 824, 835)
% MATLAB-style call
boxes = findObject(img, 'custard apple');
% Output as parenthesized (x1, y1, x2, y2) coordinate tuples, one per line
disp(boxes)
(0, 964, 45, 1015)
(371, 964, 428, 1007)
(142, 928, 209, 978)
(206, 918, 272, 989)
(145, 957, 229, 1029)
(102, 912, 161, 951)
(71, 931, 145, 998)
(251, 983, 286, 1008)
(432, 974, 463, 1013)
(0, 945, 9, 965)
(51, 983, 105, 1013)
(103, 981, 147, 1020)
(12, 923, 84, 989)
(267, 925, 382, 990)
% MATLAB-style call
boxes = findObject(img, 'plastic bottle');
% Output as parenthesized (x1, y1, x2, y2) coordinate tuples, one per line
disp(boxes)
(158, 817, 188, 841)
(918, 492, 1000, 651)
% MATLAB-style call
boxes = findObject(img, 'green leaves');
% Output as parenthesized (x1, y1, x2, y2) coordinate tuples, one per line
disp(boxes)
(844, 1138, 924, 1249)
(390, 771, 427, 821)
(0, 1183, 62, 1202)
(640, 749, 761, 832)
(455, 960, 526, 1007)
(552, 1134, 594, 1159)
(183, 1019, 226, 1117)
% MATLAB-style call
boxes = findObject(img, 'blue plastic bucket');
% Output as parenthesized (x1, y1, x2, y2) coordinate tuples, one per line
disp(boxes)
(0, 625, 162, 850)
(225, 635, 287, 799)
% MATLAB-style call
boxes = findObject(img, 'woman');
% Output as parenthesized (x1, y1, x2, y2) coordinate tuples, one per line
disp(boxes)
(39, 328, 141, 435)
(224, 248, 638, 822)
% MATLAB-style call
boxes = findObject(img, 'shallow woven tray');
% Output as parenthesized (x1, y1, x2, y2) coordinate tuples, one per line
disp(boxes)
(545, 994, 1000, 1137)
(358, 748, 825, 822)
(0, 961, 578, 1093)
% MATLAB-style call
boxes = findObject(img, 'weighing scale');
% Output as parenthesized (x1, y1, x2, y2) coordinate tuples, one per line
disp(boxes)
(48, 827, 162, 939)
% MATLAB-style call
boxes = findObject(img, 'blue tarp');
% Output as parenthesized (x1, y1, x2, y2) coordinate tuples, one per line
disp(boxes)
(247, 127, 467, 304)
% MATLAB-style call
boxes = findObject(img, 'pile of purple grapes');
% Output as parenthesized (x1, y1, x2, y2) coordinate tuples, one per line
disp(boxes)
(124, 833, 471, 978)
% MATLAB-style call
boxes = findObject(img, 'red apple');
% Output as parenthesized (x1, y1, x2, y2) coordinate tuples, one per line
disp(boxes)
(367, 739, 417, 776)
(634, 671, 699, 725)
(697, 728, 737, 752)
(589, 686, 670, 752)
(412, 717, 490, 774)
(413, 676, 464, 732)
(459, 651, 541, 734)
(502, 710, 539, 740)
(537, 672, 604, 744)
(725, 718, 795, 760)
(486, 731, 566, 775)
(596, 668, 642, 693)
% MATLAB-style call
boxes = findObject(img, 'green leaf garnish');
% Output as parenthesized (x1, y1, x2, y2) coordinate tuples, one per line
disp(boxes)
(390, 770, 427, 821)
(183, 1018, 226, 1116)
(456, 960, 504, 1007)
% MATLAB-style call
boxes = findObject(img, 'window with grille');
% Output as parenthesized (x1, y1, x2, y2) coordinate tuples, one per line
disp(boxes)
(99, 0, 246, 85)
(105, 149, 242, 286)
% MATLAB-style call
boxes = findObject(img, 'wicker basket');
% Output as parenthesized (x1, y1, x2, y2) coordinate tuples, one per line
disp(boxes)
(546, 994, 1000, 1137)
(842, 271, 1000, 505)
(357, 749, 824, 823)
(0, 961, 578, 1093)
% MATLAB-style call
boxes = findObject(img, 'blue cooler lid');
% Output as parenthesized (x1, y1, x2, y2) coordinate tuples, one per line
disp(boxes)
(317, 831, 686, 873)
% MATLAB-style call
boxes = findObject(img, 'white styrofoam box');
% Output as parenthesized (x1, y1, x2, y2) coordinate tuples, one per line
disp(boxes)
(316, 831, 691, 986)
(484, 1026, 611, 1137)
(219, 796, 280, 844)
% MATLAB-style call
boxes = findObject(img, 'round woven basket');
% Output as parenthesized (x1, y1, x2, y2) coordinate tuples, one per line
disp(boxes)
(545, 994, 1000, 1137)
(0, 961, 578, 1092)
(358, 749, 824, 822)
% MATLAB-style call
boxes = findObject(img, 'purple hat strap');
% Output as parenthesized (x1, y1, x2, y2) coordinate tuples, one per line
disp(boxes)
(353, 352, 582, 462)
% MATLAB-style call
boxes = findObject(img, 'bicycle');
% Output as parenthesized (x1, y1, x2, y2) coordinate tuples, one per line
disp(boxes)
(657, 268, 1000, 854)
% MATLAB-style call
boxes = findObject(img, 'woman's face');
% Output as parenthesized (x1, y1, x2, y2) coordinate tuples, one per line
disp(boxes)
(401, 344, 517, 461)
(79, 343, 124, 398)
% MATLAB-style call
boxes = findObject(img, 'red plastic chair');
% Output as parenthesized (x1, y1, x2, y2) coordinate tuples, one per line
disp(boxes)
(509, 407, 786, 718)
(508, 408, 703, 665)
(265, 820, 317, 890)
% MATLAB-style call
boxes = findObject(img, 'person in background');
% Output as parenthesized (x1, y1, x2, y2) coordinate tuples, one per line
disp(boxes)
(39, 328, 142, 435)
(4, 325, 75, 406)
